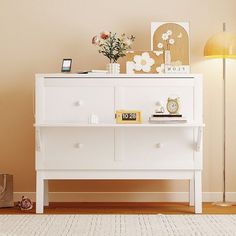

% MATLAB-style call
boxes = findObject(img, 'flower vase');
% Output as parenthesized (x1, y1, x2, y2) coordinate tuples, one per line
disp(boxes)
(106, 63, 120, 74)
(164, 50, 171, 65)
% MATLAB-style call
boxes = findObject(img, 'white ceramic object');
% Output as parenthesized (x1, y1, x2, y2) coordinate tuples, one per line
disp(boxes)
(155, 101, 165, 113)
(88, 114, 99, 124)
(106, 63, 120, 74)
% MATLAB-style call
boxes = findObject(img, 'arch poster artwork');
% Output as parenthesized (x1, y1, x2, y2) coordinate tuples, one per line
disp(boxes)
(126, 22, 190, 74)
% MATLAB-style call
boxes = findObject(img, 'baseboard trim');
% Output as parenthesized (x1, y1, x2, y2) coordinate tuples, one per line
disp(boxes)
(13, 192, 236, 202)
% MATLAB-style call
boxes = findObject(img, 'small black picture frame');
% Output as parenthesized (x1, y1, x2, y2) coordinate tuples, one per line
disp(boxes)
(61, 58, 72, 72)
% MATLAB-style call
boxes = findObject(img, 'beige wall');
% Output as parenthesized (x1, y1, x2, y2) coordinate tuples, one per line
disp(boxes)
(1, 0, 236, 195)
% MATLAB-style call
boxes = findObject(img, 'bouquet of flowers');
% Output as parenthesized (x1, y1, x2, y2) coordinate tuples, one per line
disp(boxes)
(92, 31, 135, 63)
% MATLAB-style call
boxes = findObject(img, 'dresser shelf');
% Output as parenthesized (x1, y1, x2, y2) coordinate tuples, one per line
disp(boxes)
(34, 122, 204, 128)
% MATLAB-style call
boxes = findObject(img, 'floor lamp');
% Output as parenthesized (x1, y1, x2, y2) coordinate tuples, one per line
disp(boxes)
(204, 23, 236, 206)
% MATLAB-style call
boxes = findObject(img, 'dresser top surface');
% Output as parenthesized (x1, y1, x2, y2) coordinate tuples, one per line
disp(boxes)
(36, 73, 202, 79)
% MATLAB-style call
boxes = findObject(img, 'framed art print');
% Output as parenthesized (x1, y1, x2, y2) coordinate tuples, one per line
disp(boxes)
(126, 51, 165, 74)
(151, 22, 190, 73)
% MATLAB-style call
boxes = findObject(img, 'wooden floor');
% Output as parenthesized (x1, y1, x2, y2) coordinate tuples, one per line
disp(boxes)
(1, 202, 236, 214)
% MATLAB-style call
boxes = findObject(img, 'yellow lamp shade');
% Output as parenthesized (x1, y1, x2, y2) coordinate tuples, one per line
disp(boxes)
(204, 32, 236, 58)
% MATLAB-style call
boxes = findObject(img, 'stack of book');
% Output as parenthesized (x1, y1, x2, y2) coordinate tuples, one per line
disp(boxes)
(149, 114, 187, 123)
(77, 70, 107, 74)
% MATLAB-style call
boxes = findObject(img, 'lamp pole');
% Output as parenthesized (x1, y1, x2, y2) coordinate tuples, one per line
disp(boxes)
(222, 22, 226, 204)
(214, 22, 233, 206)
(204, 22, 236, 206)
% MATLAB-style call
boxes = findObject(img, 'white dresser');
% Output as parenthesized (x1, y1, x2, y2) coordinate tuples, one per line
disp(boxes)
(35, 74, 204, 213)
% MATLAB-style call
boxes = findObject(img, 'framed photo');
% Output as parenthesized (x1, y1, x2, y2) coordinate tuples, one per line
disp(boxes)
(61, 59, 72, 72)
(151, 22, 190, 73)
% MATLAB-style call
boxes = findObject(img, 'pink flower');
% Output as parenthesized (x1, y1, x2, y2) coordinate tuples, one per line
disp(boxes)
(100, 31, 110, 40)
(92, 36, 100, 45)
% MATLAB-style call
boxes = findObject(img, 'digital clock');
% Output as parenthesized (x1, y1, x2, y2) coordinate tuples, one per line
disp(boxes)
(115, 110, 142, 124)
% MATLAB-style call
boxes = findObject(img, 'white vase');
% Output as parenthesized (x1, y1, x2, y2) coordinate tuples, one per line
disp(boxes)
(106, 63, 120, 74)
(164, 50, 171, 65)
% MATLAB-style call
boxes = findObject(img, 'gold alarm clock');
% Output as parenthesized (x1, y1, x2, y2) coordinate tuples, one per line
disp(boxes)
(166, 97, 180, 114)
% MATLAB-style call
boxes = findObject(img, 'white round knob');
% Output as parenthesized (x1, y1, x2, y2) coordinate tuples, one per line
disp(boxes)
(74, 143, 84, 149)
(74, 100, 83, 106)
(156, 143, 164, 148)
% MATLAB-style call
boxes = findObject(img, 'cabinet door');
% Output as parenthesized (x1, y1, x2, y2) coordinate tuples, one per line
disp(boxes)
(43, 86, 114, 122)
(38, 128, 115, 169)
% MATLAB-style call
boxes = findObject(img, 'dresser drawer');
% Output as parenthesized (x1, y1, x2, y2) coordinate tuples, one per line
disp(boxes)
(43, 86, 114, 122)
(115, 128, 194, 169)
(38, 128, 114, 169)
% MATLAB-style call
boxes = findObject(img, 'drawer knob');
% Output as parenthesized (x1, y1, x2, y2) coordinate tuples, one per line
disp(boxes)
(74, 143, 84, 149)
(156, 143, 164, 148)
(74, 100, 83, 106)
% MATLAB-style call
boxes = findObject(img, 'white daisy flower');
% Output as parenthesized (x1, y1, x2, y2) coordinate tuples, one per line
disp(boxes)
(157, 43, 163, 49)
(154, 51, 163, 57)
(133, 52, 155, 72)
(169, 39, 175, 45)
(166, 30, 172, 36)
(162, 33, 169, 41)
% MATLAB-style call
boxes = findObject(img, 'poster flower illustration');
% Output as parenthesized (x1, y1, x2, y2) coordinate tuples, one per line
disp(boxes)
(158, 30, 176, 51)
(155, 29, 179, 66)
(133, 52, 155, 72)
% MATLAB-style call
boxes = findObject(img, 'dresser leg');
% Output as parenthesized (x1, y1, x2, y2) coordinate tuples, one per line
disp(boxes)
(189, 178, 195, 206)
(194, 171, 202, 213)
(44, 180, 49, 206)
(36, 173, 44, 213)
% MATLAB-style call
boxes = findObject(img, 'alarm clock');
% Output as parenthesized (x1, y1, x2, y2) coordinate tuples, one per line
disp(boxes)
(115, 110, 142, 124)
(166, 97, 180, 114)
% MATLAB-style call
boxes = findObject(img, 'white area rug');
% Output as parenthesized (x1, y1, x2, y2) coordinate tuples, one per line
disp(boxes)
(0, 215, 236, 236)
